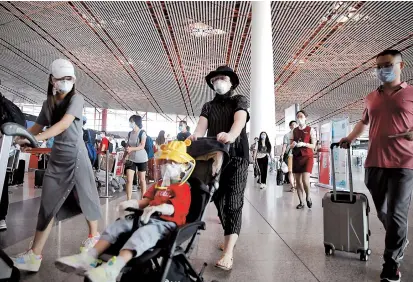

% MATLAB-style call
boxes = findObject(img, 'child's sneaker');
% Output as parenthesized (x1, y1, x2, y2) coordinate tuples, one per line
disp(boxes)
(80, 233, 100, 253)
(55, 252, 99, 275)
(12, 249, 42, 272)
(85, 257, 121, 282)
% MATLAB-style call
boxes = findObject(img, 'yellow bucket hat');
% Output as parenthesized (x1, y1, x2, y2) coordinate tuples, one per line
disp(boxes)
(156, 140, 195, 164)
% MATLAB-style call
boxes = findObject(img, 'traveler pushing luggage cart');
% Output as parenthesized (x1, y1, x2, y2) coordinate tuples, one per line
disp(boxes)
(322, 143, 371, 261)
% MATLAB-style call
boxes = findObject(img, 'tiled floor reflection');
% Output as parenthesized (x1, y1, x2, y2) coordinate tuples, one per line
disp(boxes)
(1, 167, 412, 281)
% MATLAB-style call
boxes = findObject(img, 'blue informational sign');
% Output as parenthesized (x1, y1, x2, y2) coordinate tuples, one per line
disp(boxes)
(331, 118, 349, 190)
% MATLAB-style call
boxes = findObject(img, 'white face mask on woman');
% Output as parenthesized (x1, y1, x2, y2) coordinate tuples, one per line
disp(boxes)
(213, 79, 232, 95)
(297, 118, 306, 126)
(54, 80, 74, 94)
(129, 122, 136, 129)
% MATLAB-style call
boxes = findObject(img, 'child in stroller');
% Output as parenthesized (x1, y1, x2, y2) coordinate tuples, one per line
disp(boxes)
(55, 140, 195, 281)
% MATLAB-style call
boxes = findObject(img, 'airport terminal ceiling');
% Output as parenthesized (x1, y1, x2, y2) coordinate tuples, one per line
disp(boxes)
(1, 1, 413, 127)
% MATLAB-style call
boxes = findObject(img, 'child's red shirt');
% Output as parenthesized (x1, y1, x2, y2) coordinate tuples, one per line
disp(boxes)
(143, 182, 191, 226)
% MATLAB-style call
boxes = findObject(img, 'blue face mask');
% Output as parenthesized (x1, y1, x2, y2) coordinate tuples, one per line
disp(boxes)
(261, 134, 266, 139)
(179, 126, 183, 132)
(376, 66, 396, 83)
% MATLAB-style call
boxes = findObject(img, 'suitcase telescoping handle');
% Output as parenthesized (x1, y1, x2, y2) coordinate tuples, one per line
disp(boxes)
(330, 143, 353, 203)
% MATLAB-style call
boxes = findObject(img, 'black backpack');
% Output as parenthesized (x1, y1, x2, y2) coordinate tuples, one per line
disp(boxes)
(0, 93, 26, 127)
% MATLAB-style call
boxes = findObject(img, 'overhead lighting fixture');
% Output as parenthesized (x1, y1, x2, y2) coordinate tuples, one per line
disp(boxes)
(187, 21, 226, 37)
(112, 18, 125, 25)
(336, 6, 368, 23)
(81, 13, 106, 29)
(291, 59, 306, 65)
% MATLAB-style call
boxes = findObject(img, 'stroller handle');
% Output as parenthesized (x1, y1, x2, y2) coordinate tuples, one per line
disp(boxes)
(1, 123, 39, 148)
(197, 137, 230, 147)
(197, 137, 217, 141)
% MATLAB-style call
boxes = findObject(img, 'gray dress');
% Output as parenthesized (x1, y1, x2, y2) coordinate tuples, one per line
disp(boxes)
(35, 94, 101, 231)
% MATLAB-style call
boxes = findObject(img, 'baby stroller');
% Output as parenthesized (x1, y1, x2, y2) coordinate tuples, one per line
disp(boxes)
(95, 137, 229, 282)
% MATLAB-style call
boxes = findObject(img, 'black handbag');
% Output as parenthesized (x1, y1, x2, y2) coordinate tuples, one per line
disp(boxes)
(283, 148, 291, 163)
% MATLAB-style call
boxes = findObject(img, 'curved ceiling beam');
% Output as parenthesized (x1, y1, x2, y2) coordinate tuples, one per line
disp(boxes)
(76, 1, 171, 119)
(275, 2, 367, 92)
(3, 1, 130, 110)
(0, 39, 101, 108)
(274, 1, 348, 87)
(146, 1, 192, 118)
(226, 1, 240, 66)
(234, 9, 251, 73)
(160, 1, 195, 118)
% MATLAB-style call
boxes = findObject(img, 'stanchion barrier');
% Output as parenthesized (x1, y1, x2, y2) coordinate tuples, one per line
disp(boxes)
(100, 150, 112, 198)
(97, 150, 113, 198)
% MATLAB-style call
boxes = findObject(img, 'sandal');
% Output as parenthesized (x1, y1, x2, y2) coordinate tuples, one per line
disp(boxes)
(215, 253, 233, 271)
(219, 243, 236, 251)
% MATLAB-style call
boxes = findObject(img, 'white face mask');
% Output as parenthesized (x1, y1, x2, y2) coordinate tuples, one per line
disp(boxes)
(213, 79, 232, 95)
(161, 163, 182, 187)
(297, 118, 306, 126)
(129, 122, 135, 129)
(54, 80, 73, 94)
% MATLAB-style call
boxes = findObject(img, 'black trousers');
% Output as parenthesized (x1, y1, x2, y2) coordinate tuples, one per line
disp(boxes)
(214, 157, 249, 236)
(257, 156, 269, 184)
(0, 173, 10, 220)
(365, 167, 413, 267)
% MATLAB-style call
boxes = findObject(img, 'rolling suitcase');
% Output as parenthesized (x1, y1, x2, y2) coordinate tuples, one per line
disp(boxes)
(322, 143, 371, 261)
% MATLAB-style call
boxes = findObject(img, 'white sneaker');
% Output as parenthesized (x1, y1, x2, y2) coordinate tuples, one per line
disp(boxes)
(12, 249, 42, 272)
(55, 252, 99, 275)
(80, 233, 100, 253)
(260, 184, 266, 189)
(0, 219, 6, 231)
(85, 257, 121, 282)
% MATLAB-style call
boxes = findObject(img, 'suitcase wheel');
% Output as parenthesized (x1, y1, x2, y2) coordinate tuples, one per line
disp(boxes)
(359, 249, 371, 261)
(324, 245, 334, 256)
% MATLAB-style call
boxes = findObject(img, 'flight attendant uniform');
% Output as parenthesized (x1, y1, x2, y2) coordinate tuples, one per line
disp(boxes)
(292, 126, 314, 173)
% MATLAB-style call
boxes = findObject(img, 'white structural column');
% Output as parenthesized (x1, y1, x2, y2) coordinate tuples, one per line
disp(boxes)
(250, 0, 276, 144)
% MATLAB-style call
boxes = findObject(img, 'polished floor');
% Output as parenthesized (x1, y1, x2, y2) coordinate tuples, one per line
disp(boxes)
(1, 166, 413, 282)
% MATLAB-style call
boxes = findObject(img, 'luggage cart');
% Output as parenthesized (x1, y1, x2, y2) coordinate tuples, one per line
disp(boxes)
(97, 150, 126, 198)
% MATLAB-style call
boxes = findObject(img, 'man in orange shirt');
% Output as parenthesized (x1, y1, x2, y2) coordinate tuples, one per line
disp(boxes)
(340, 50, 413, 282)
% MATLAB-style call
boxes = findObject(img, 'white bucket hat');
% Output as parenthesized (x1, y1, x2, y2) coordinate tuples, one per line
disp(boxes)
(50, 59, 76, 79)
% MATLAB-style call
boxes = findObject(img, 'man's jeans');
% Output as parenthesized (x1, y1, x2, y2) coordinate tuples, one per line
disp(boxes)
(365, 168, 413, 267)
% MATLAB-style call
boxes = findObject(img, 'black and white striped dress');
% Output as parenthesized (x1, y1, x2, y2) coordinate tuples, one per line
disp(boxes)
(200, 93, 250, 235)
